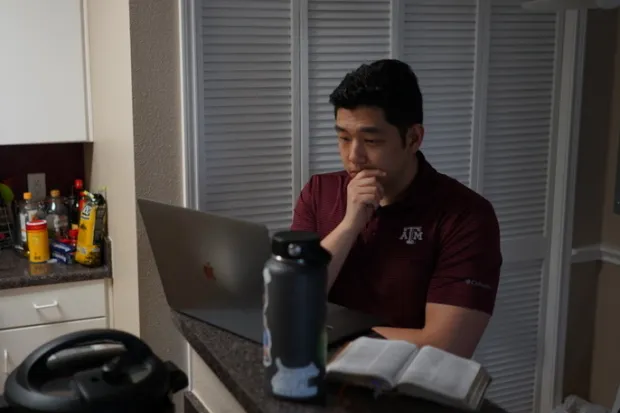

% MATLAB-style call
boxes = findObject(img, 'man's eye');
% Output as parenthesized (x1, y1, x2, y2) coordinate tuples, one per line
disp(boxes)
(338, 136, 351, 142)
(365, 139, 378, 144)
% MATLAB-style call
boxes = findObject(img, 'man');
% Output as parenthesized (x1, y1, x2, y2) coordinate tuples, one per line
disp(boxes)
(291, 59, 502, 358)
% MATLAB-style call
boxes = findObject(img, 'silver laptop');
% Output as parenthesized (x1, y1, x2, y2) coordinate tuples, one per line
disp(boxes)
(137, 198, 382, 347)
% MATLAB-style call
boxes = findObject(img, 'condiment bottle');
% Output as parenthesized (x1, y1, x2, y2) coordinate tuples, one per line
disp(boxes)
(26, 220, 50, 263)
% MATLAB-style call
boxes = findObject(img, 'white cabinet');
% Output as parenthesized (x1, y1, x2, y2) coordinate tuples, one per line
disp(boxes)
(0, 318, 107, 390)
(0, 0, 90, 145)
(0, 280, 108, 390)
(0, 280, 106, 330)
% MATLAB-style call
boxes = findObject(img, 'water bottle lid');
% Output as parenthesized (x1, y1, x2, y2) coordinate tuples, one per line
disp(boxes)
(271, 231, 331, 266)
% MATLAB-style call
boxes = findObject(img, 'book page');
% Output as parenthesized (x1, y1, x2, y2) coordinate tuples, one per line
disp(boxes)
(327, 337, 418, 388)
(396, 346, 482, 404)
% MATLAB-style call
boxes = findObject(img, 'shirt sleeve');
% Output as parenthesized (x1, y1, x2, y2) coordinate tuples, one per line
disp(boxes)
(290, 176, 317, 232)
(426, 200, 502, 315)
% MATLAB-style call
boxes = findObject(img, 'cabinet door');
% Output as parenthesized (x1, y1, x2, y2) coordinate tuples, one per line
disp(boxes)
(0, 317, 107, 390)
(0, 0, 89, 145)
(0, 279, 107, 330)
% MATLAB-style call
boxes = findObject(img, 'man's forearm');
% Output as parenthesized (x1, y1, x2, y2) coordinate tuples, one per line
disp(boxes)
(320, 223, 359, 291)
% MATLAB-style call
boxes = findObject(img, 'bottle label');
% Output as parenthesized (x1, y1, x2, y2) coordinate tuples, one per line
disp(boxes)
(55, 215, 68, 231)
(20, 210, 38, 243)
(262, 267, 272, 367)
(271, 358, 320, 398)
(46, 214, 68, 233)
(20, 214, 27, 243)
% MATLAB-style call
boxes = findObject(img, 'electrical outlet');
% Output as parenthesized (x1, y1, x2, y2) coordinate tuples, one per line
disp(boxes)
(27, 173, 46, 201)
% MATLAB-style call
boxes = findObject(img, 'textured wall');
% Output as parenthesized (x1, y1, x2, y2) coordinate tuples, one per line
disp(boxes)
(601, 12, 620, 248)
(0, 143, 85, 198)
(589, 9, 620, 407)
(590, 262, 620, 406)
(564, 261, 600, 399)
(571, 10, 618, 249)
(128, 0, 188, 405)
(84, 0, 140, 335)
(565, 9, 620, 407)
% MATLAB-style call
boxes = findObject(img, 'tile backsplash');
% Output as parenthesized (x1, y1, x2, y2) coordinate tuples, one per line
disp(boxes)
(0, 143, 85, 199)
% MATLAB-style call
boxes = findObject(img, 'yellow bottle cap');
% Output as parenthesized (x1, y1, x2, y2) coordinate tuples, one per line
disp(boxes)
(50, 189, 60, 197)
(23, 192, 32, 200)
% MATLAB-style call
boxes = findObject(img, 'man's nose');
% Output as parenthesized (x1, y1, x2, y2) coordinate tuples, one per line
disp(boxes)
(348, 140, 367, 163)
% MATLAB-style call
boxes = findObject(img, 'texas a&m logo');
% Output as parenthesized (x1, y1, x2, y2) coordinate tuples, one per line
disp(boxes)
(400, 226, 423, 245)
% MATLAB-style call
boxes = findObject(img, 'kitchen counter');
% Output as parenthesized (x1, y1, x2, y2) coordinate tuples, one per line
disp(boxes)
(0, 248, 111, 290)
(172, 311, 508, 413)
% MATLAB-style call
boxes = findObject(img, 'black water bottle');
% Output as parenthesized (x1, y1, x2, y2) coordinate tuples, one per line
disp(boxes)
(262, 231, 331, 402)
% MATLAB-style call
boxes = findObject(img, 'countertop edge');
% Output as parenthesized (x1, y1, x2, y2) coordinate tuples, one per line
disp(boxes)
(171, 312, 262, 413)
(171, 311, 508, 413)
(0, 264, 111, 291)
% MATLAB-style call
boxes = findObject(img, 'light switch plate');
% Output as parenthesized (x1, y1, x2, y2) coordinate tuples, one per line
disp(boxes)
(27, 173, 46, 202)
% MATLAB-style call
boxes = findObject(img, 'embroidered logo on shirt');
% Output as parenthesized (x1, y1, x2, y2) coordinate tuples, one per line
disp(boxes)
(465, 279, 492, 290)
(400, 226, 423, 245)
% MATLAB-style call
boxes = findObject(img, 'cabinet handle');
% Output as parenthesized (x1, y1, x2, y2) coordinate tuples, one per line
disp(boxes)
(3, 349, 7, 374)
(32, 300, 59, 310)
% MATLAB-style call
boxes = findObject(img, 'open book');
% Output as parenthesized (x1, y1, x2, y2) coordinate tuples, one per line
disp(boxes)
(326, 337, 491, 411)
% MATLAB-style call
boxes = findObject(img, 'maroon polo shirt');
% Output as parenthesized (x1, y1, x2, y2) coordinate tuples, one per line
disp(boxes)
(291, 152, 502, 329)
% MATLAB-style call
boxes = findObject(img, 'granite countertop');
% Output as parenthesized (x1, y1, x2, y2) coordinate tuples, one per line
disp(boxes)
(172, 311, 508, 413)
(0, 248, 111, 290)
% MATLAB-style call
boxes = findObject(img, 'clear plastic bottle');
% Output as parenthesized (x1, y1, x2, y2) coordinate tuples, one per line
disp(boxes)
(45, 189, 69, 240)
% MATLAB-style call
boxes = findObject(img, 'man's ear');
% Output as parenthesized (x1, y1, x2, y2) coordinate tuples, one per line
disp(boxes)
(406, 124, 424, 152)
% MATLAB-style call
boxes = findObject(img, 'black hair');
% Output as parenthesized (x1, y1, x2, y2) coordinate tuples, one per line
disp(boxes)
(328, 59, 423, 142)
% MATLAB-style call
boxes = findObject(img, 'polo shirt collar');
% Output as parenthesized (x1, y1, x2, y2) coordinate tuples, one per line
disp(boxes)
(386, 151, 438, 209)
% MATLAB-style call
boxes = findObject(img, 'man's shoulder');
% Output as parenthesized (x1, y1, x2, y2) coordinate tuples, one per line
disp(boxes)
(431, 171, 502, 264)
(434, 171, 497, 220)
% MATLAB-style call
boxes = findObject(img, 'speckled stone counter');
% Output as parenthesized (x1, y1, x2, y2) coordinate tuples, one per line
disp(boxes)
(172, 311, 508, 413)
(0, 248, 111, 290)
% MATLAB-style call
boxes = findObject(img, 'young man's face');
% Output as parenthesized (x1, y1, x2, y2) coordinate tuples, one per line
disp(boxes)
(335, 106, 422, 190)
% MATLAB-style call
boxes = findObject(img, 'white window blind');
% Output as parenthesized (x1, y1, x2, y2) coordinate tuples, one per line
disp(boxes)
(475, 259, 546, 413)
(400, 1, 559, 412)
(402, 0, 477, 186)
(197, 2, 562, 412)
(305, 0, 391, 179)
(483, 2, 556, 240)
(200, 0, 293, 232)
(471, 3, 558, 413)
